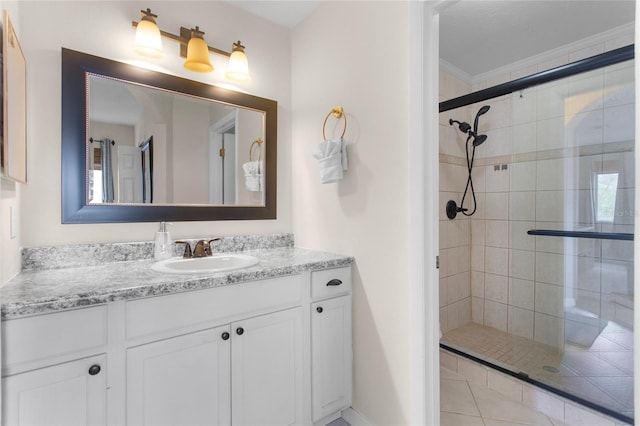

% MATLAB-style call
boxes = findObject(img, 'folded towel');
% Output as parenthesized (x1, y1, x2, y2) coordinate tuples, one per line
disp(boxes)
(243, 160, 263, 191)
(313, 138, 348, 184)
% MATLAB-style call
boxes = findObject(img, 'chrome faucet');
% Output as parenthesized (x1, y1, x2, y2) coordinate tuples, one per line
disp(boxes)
(175, 238, 221, 258)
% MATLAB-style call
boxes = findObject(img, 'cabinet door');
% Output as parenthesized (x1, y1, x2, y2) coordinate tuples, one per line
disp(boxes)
(312, 295, 352, 422)
(2, 354, 107, 426)
(127, 326, 231, 426)
(231, 307, 303, 426)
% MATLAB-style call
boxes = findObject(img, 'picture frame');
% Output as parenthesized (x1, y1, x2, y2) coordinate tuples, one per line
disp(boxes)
(2, 10, 27, 183)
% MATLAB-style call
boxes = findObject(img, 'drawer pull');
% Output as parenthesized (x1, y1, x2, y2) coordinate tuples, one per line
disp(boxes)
(236, 327, 244, 336)
(88, 365, 101, 376)
(326, 279, 343, 287)
(221, 332, 230, 341)
(316, 306, 323, 314)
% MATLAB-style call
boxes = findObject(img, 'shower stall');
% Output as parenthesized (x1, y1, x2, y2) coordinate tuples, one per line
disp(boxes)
(439, 46, 635, 423)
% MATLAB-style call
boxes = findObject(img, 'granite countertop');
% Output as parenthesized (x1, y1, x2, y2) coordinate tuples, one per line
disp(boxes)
(1, 247, 354, 320)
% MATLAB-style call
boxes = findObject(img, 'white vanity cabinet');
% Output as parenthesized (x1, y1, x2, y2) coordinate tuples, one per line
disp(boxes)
(126, 307, 303, 426)
(1, 306, 109, 426)
(123, 275, 304, 426)
(126, 325, 232, 426)
(231, 307, 303, 426)
(3, 354, 107, 426)
(310, 268, 352, 423)
(1, 264, 352, 426)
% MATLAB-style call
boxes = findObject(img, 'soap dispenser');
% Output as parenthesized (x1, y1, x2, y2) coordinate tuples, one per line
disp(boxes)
(154, 222, 172, 261)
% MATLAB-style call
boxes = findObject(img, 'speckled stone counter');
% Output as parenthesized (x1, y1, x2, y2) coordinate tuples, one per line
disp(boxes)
(2, 237, 353, 320)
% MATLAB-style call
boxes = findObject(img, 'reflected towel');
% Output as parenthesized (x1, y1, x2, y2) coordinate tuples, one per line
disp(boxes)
(313, 138, 348, 184)
(243, 160, 262, 191)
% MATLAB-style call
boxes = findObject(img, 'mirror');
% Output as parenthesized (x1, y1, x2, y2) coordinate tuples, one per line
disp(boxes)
(62, 48, 277, 223)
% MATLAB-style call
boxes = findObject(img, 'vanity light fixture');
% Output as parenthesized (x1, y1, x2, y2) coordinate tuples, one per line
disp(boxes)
(225, 41, 250, 81)
(183, 27, 213, 72)
(132, 8, 251, 81)
(134, 8, 163, 58)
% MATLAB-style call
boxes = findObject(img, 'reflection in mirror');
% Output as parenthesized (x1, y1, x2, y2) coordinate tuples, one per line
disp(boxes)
(88, 75, 265, 206)
(141, 136, 153, 203)
(61, 48, 277, 223)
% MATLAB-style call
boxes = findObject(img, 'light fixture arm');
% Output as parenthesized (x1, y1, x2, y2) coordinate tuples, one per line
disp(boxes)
(131, 20, 232, 58)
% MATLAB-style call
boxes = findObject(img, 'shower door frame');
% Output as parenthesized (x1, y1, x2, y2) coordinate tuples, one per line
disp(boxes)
(437, 43, 636, 424)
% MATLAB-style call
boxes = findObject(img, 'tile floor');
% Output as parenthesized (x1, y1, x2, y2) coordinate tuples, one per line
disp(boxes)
(441, 367, 571, 426)
(442, 321, 634, 420)
(326, 418, 350, 426)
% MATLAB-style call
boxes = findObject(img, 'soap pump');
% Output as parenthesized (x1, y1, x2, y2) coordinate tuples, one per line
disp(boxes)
(154, 222, 172, 261)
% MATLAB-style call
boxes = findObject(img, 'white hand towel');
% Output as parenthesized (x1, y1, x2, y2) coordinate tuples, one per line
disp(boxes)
(243, 160, 263, 191)
(313, 138, 348, 184)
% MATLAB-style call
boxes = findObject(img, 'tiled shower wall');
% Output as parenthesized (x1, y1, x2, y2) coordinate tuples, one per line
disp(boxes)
(471, 62, 635, 349)
(439, 72, 473, 333)
(439, 25, 635, 341)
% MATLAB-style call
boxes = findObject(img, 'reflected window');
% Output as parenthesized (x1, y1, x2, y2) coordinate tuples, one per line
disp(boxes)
(90, 170, 103, 204)
(596, 172, 619, 222)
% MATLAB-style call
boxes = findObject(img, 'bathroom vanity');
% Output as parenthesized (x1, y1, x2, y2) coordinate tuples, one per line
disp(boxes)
(0, 236, 353, 425)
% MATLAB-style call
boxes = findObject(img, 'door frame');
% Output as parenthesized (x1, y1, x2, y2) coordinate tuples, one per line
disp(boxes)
(408, 2, 457, 425)
(209, 111, 237, 204)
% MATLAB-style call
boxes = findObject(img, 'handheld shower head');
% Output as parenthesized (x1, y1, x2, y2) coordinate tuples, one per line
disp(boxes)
(473, 105, 491, 133)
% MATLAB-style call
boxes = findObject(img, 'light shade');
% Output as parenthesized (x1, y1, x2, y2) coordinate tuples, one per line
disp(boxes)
(134, 9, 163, 58)
(225, 41, 251, 82)
(184, 27, 213, 72)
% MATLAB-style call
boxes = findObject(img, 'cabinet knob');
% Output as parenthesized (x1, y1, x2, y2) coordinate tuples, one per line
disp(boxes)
(221, 332, 230, 341)
(316, 306, 323, 314)
(326, 279, 342, 287)
(88, 364, 101, 376)
(236, 327, 244, 336)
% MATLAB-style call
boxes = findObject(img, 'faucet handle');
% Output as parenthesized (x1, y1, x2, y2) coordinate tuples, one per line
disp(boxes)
(208, 238, 222, 254)
(175, 241, 193, 258)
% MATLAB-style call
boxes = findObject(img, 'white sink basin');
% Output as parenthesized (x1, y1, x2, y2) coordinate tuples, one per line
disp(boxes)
(152, 254, 259, 274)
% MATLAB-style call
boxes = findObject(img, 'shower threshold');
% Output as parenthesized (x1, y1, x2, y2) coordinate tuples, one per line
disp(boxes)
(441, 322, 634, 424)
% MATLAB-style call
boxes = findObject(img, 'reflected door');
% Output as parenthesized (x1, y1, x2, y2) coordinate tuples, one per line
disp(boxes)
(117, 146, 142, 203)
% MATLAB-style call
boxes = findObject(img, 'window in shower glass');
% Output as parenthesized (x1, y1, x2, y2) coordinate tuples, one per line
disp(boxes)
(596, 172, 619, 223)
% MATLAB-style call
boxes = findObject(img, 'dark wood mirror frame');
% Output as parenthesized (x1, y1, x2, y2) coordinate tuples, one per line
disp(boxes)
(61, 48, 277, 223)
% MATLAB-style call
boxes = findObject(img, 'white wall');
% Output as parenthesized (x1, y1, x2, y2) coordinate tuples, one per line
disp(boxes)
(292, 2, 412, 424)
(172, 97, 210, 204)
(14, 0, 292, 250)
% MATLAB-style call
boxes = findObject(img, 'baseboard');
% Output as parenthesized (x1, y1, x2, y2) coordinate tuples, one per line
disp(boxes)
(341, 407, 372, 426)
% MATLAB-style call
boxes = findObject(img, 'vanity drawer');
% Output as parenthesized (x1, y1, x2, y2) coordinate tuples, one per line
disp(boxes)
(3, 306, 108, 373)
(126, 274, 303, 341)
(311, 267, 351, 299)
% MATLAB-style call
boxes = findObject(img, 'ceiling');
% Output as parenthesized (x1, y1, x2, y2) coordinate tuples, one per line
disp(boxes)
(225, 0, 320, 28)
(440, 1, 635, 76)
(226, 1, 634, 78)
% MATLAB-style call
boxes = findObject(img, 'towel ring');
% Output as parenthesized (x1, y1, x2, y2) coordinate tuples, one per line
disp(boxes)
(249, 138, 263, 162)
(322, 106, 347, 141)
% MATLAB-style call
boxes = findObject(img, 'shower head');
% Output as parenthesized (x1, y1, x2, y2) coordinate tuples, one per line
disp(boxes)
(472, 134, 487, 147)
(449, 119, 471, 134)
(473, 105, 491, 133)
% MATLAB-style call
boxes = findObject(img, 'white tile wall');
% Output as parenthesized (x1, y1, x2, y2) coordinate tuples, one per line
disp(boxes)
(508, 306, 534, 339)
(439, 69, 474, 334)
(484, 300, 508, 331)
(509, 278, 535, 310)
(485, 273, 508, 304)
